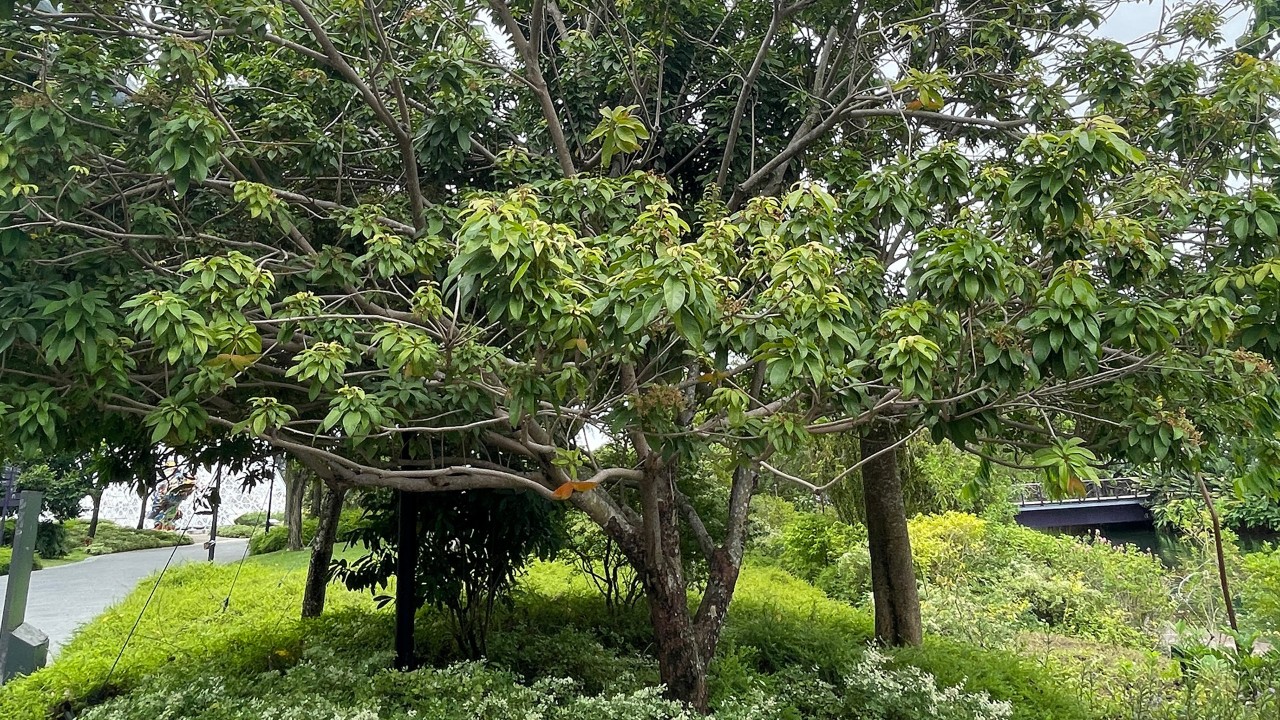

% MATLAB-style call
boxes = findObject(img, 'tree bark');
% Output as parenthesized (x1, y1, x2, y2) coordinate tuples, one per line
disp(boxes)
(87, 491, 102, 539)
(634, 460, 709, 711)
(136, 489, 148, 530)
(309, 479, 322, 517)
(301, 484, 347, 618)
(1196, 472, 1238, 632)
(860, 425, 923, 646)
(395, 489, 421, 669)
(285, 461, 307, 551)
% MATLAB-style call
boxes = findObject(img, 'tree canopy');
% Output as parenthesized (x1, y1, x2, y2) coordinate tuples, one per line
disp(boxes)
(3, 0, 1280, 708)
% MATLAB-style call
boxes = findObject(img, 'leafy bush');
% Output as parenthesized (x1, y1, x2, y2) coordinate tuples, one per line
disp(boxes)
(248, 510, 361, 555)
(0, 546, 43, 575)
(248, 519, 317, 555)
(216, 524, 259, 539)
(335, 489, 563, 657)
(1241, 544, 1280, 632)
(759, 508, 1174, 646)
(1221, 493, 1280, 532)
(69, 520, 191, 556)
(2, 519, 71, 558)
(560, 510, 643, 609)
(0, 551, 1095, 720)
(34, 521, 70, 558)
(778, 511, 862, 582)
(231, 511, 284, 527)
(14, 462, 91, 521)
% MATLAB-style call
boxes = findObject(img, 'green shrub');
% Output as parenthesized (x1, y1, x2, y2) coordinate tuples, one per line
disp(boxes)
(895, 638, 1092, 720)
(215, 524, 259, 539)
(248, 518, 317, 555)
(2, 520, 71, 558)
(231, 511, 284, 527)
(248, 510, 362, 555)
(34, 521, 70, 558)
(71, 520, 191, 556)
(0, 547, 43, 575)
(1242, 544, 1280, 632)
(839, 512, 1171, 645)
(778, 512, 862, 583)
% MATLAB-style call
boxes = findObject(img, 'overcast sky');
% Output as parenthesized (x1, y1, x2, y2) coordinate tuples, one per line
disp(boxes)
(1099, 0, 1251, 46)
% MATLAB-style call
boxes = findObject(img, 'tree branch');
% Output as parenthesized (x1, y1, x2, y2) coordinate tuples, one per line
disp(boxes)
(488, 0, 577, 177)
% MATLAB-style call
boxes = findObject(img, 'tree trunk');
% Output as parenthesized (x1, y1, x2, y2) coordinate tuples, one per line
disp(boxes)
(301, 484, 347, 618)
(309, 479, 322, 517)
(136, 490, 148, 530)
(1196, 472, 1238, 632)
(87, 492, 102, 539)
(860, 425, 923, 646)
(285, 461, 307, 551)
(636, 461, 709, 711)
(395, 490, 421, 669)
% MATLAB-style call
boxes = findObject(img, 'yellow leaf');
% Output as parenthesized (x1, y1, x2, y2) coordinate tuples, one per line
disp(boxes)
(209, 353, 261, 371)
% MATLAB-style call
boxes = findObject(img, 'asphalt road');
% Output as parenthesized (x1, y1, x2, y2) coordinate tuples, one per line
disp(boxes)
(0, 538, 249, 656)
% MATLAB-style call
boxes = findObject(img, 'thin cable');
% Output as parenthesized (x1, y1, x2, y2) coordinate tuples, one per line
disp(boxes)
(96, 471, 210, 693)
(221, 471, 277, 612)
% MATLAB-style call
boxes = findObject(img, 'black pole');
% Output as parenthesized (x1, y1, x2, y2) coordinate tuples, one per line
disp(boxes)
(207, 467, 222, 562)
(395, 489, 420, 670)
(264, 470, 275, 533)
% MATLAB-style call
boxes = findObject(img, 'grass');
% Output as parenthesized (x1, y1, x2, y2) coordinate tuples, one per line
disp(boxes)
(0, 539, 1096, 720)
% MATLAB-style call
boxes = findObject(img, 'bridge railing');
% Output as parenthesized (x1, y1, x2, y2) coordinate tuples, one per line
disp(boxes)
(1013, 477, 1148, 505)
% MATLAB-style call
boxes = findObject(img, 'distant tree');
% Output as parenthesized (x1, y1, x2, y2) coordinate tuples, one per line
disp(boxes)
(14, 459, 88, 522)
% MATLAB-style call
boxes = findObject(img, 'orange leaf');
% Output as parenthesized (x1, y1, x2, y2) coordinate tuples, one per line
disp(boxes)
(1065, 475, 1087, 498)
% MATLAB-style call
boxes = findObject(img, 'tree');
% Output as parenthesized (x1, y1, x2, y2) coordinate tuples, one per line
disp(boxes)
(282, 456, 310, 551)
(3, 0, 1280, 709)
(7, 452, 92, 522)
(335, 488, 561, 659)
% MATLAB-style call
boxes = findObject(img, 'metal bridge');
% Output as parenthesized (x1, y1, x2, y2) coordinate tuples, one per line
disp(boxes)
(1013, 477, 1153, 528)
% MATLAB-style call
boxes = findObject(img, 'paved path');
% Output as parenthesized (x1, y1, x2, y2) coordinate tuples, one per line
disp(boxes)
(0, 538, 250, 656)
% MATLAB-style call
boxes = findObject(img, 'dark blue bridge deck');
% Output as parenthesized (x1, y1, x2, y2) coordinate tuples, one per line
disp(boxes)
(1013, 478, 1152, 529)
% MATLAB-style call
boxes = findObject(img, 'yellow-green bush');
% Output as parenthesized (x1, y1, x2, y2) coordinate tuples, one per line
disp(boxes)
(1, 553, 1094, 720)
(0, 551, 368, 720)
(0, 546, 43, 575)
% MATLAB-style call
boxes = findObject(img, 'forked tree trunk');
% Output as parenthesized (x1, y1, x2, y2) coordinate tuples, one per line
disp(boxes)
(860, 425, 922, 646)
(638, 463, 707, 709)
(620, 459, 745, 713)
(302, 484, 347, 618)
